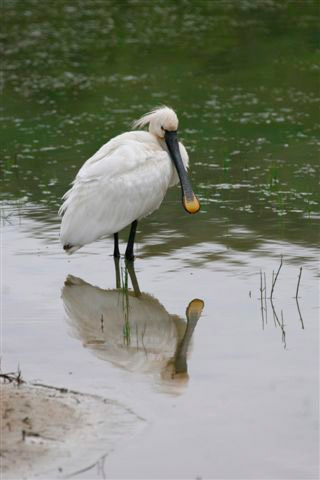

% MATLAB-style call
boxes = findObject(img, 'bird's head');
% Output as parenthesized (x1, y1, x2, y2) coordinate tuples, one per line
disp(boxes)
(133, 106, 200, 215)
(132, 106, 178, 138)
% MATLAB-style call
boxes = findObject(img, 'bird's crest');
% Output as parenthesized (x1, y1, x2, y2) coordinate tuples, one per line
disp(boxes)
(132, 106, 178, 131)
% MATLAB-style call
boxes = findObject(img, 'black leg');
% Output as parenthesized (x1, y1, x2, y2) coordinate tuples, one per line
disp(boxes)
(113, 233, 120, 258)
(114, 257, 121, 289)
(125, 220, 138, 261)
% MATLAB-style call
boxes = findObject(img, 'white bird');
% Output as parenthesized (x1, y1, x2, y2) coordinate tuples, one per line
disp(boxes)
(59, 106, 200, 260)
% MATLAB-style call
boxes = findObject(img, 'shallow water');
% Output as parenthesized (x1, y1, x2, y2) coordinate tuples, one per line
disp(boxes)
(2, 1, 319, 478)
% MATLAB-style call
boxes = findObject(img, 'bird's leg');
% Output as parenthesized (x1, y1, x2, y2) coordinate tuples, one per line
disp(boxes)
(114, 256, 121, 289)
(125, 259, 141, 297)
(113, 233, 120, 258)
(125, 220, 138, 261)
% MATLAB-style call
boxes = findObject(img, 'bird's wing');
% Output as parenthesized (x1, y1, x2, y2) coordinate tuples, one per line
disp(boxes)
(76, 131, 156, 178)
(59, 140, 173, 249)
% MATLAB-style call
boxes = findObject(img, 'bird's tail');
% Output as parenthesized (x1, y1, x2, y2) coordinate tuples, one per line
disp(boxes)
(63, 243, 81, 255)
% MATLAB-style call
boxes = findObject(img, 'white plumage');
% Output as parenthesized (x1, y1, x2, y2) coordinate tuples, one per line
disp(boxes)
(59, 106, 199, 256)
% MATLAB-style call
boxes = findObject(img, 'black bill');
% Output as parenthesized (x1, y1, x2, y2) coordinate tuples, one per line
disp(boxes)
(164, 130, 200, 214)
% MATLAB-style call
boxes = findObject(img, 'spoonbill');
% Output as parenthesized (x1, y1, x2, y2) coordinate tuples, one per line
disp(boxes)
(59, 106, 200, 260)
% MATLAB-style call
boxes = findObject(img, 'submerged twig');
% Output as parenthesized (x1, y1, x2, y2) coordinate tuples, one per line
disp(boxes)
(0, 365, 23, 385)
(295, 267, 303, 299)
(280, 310, 286, 347)
(270, 298, 286, 349)
(263, 271, 268, 324)
(296, 297, 305, 330)
(64, 453, 108, 479)
(259, 270, 269, 328)
(259, 270, 265, 329)
(270, 256, 283, 299)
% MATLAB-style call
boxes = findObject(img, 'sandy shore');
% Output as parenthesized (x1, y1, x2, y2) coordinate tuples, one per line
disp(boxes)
(1, 381, 144, 479)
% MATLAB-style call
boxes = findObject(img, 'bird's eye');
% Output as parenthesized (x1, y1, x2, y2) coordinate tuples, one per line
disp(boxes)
(161, 126, 164, 130)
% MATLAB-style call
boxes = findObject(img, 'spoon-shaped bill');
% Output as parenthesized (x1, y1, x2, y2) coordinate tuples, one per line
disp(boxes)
(164, 130, 200, 214)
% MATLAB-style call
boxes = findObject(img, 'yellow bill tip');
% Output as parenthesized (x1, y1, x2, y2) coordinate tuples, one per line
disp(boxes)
(186, 298, 204, 319)
(183, 195, 201, 214)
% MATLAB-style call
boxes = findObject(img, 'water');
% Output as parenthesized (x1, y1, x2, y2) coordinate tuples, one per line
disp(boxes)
(2, 1, 319, 478)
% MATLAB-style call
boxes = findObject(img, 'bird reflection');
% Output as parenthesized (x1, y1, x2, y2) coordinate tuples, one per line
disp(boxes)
(62, 260, 204, 384)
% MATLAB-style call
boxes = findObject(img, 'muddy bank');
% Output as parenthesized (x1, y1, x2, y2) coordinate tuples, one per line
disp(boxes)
(1, 381, 144, 479)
